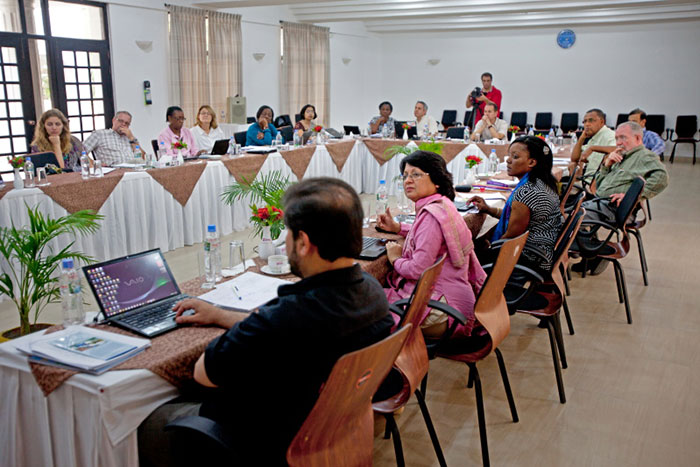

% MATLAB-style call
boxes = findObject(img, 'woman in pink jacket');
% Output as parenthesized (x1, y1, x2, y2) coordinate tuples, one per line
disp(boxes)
(377, 151, 487, 338)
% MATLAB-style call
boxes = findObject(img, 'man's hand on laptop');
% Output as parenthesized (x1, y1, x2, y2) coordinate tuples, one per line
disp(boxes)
(173, 298, 245, 329)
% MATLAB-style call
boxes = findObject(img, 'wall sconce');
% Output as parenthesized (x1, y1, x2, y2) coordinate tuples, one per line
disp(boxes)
(427, 58, 440, 66)
(253, 53, 265, 62)
(342, 57, 352, 65)
(135, 40, 153, 53)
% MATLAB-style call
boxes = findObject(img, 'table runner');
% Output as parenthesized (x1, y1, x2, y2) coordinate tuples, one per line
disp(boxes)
(440, 142, 468, 164)
(220, 153, 270, 184)
(362, 138, 409, 166)
(148, 162, 208, 207)
(34, 170, 127, 214)
(324, 140, 356, 172)
(0, 183, 11, 201)
(279, 145, 317, 180)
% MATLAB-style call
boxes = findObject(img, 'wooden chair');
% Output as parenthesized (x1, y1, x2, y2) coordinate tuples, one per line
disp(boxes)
(373, 255, 447, 467)
(422, 232, 528, 467)
(570, 177, 646, 324)
(287, 325, 412, 466)
(165, 326, 411, 467)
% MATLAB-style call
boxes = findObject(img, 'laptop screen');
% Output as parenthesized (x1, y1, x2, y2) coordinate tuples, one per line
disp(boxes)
(84, 250, 180, 318)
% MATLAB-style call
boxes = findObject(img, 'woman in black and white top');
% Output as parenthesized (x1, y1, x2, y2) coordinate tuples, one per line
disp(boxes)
(470, 135, 562, 270)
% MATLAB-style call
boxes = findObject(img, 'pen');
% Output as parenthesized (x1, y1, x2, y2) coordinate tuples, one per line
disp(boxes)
(232, 284, 242, 300)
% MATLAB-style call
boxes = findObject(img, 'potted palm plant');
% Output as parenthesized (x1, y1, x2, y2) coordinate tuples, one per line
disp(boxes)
(0, 205, 102, 338)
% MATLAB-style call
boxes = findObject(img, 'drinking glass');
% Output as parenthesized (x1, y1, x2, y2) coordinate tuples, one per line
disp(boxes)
(93, 160, 104, 177)
(36, 167, 49, 186)
(229, 240, 246, 270)
(363, 200, 373, 228)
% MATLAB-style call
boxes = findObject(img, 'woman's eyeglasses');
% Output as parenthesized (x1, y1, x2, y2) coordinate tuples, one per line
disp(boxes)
(401, 172, 428, 181)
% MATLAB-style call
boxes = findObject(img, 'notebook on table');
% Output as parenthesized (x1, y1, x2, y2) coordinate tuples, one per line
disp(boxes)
(83, 249, 190, 338)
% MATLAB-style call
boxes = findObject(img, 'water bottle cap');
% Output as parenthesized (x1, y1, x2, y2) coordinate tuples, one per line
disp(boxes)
(379, 179, 386, 185)
(135, 145, 140, 149)
(81, 151, 87, 155)
(62, 258, 74, 269)
(26, 156, 31, 162)
(207, 224, 216, 233)
(491, 149, 496, 153)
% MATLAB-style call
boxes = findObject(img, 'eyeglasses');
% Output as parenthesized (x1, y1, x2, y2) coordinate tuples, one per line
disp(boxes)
(171, 116, 186, 122)
(116, 118, 131, 126)
(401, 172, 428, 181)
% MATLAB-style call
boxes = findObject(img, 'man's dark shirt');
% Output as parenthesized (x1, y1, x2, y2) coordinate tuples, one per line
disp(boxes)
(200, 264, 393, 465)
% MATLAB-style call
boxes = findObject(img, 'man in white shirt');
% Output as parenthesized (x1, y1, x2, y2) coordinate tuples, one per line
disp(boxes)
(471, 103, 507, 142)
(413, 101, 438, 138)
(83, 111, 141, 166)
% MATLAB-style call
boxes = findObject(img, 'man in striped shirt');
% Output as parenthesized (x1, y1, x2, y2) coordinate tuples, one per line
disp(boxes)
(628, 108, 666, 157)
(83, 111, 142, 166)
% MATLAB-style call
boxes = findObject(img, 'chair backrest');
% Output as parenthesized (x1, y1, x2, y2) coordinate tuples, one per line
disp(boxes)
(551, 207, 585, 295)
(645, 114, 665, 137)
(559, 164, 581, 214)
(615, 177, 646, 228)
(463, 110, 472, 126)
(441, 110, 457, 127)
(26, 151, 59, 169)
(234, 131, 247, 145)
(534, 112, 552, 130)
(394, 120, 406, 139)
(560, 112, 579, 134)
(286, 325, 411, 467)
(274, 114, 292, 128)
(151, 139, 159, 158)
(474, 232, 528, 349)
(675, 115, 698, 137)
(510, 111, 527, 129)
(295, 113, 302, 123)
(616, 113, 629, 128)
(446, 126, 465, 139)
(278, 125, 293, 143)
(246, 116, 255, 124)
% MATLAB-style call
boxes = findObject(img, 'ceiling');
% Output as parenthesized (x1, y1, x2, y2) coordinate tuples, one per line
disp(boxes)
(193, 0, 700, 33)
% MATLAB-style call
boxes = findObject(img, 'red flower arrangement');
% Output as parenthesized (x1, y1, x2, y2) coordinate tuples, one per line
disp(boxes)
(508, 125, 520, 134)
(535, 134, 546, 141)
(465, 155, 481, 169)
(312, 125, 323, 133)
(250, 204, 284, 239)
(172, 139, 188, 150)
(402, 123, 411, 130)
(8, 156, 25, 169)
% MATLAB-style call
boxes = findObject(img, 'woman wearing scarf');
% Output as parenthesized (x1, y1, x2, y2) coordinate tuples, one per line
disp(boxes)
(377, 151, 487, 338)
(470, 135, 562, 271)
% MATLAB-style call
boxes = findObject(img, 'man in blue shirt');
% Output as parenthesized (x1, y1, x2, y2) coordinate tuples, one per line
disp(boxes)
(628, 108, 665, 157)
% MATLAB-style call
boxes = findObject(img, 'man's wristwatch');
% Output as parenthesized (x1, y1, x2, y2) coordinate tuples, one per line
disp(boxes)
(129, 139, 138, 144)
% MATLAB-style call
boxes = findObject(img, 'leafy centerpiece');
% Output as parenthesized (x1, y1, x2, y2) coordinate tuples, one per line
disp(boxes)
(9, 156, 25, 169)
(384, 140, 445, 161)
(172, 139, 188, 151)
(465, 155, 482, 169)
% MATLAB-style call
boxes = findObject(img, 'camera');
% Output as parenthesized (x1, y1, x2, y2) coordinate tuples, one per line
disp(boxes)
(471, 87, 482, 99)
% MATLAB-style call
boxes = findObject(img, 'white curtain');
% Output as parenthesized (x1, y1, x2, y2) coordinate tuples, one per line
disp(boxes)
(208, 11, 243, 117)
(281, 22, 330, 127)
(167, 5, 208, 122)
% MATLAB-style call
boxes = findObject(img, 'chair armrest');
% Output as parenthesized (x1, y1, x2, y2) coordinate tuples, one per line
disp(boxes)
(426, 299, 467, 325)
(580, 219, 617, 231)
(510, 264, 545, 283)
(165, 416, 233, 451)
(389, 302, 406, 318)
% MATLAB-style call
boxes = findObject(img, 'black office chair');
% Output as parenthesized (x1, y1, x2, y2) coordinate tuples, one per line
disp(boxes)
(669, 115, 699, 164)
(394, 121, 406, 139)
(615, 113, 628, 128)
(534, 112, 553, 132)
(440, 110, 457, 130)
(510, 112, 527, 131)
(151, 140, 159, 158)
(446, 126, 466, 139)
(560, 113, 580, 134)
(246, 116, 255, 124)
(294, 113, 302, 123)
(645, 114, 665, 138)
(234, 131, 247, 145)
(499, 111, 504, 120)
(278, 125, 293, 144)
(273, 115, 292, 128)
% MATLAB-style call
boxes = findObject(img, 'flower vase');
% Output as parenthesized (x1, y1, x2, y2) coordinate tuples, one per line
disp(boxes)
(177, 150, 185, 166)
(403, 128, 408, 140)
(464, 166, 477, 188)
(259, 226, 276, 260)
(13, 168, 23, 190)
(510, 132, 517, 143)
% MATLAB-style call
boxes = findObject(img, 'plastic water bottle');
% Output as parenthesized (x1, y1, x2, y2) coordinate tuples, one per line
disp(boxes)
(60, 259, 85, 326)
(489, 149, 499, 175)
(274, 131, 283, 147)
(396, 178, 407, 213)
(423, 123, 429, 139)
(203, 225, 222, 288)
(547, 128, 555, 142)
(528, 127, 535, 136)
(133, 145, 143, 160)
(571, 132, 578, 145)
(293, 131, 301, 147)
(24, 157, 35, 187)
(376, 179, 388, 216)
(80, 152, 90, 179)
(463, 126, 471, 142)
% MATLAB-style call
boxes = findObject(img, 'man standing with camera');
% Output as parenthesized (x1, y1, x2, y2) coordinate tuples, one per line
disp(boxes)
(466, 72, 502, 128)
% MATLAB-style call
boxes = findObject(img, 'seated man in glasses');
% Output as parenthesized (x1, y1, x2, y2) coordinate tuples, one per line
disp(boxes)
(138, 177, 393, 467)
(83, 111, 143, 166)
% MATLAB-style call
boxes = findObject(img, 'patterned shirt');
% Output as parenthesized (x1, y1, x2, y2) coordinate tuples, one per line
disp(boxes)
(581, 126, 616, 181)
(83, 129, 133, 166)
(369, 116, 396, 135)
(643, 129, 665, 157)
(513, 178, 562, 271)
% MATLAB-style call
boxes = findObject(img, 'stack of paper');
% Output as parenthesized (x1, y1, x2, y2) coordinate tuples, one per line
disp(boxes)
(16, 326, 150, 375)
(199, 271, 292, 311)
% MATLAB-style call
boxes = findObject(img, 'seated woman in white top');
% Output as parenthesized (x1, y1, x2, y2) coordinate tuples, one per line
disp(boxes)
(191, 105, 225, 153)
(471, 102, 507, 142)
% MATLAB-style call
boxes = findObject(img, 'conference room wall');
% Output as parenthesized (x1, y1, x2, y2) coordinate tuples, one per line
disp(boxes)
(377, 20, 700, 136)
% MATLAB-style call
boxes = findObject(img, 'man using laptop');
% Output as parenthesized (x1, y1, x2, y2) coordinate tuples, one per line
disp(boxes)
(138, 177, 393, 466)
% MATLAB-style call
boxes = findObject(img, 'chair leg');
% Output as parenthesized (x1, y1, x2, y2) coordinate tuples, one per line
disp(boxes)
(552, 314, 568, 369)
(467, 363, 490, 467)
(384, 414, 405, 467)
(669, 142, 677, 163)
(420, 374, 428, 396)
(693, 142, 697, 165)
(612, 259, 624, 303)
(614, 260, 633, 324)
(581, 258, 588, 278)
(562, 265, 571, 296)
(545, 319, 567, 403)
(414, 389, 447, 467)
(646, 199, 652, 221)
(494, 348, 519, 423)
(566, 263, 572, 281)
(629, 229, 649, 286)
(562, 296, 575, 335)
(467, 365, 475, 389)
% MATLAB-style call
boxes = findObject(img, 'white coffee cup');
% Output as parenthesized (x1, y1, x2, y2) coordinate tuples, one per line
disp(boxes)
(268, 255, 289, 274)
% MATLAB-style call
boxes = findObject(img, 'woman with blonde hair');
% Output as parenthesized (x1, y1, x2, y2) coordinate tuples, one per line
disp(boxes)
(30, 108, 85, 171)
(191, 104, 225, 153)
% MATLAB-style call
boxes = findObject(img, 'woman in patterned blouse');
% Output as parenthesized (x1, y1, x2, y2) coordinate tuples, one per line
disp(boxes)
(30, 108, 85, 171)
(470, 136, 562, 271)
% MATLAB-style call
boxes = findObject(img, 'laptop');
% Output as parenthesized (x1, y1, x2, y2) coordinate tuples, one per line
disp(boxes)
(358, 236, 388, 260)
(211, 139, 230, 155)
(83, 249, 190, 338)
(344, 125, 361, 135)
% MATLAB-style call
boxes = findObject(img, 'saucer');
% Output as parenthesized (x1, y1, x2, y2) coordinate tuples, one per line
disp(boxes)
(261, 265, 291, 276)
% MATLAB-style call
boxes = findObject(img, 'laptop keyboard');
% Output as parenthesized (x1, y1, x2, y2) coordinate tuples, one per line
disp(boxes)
(363, 237, 379, 249)
(120, 299, 179, 329)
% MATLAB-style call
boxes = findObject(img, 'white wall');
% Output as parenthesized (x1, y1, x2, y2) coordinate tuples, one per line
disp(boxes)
(378, 21, 700, 131)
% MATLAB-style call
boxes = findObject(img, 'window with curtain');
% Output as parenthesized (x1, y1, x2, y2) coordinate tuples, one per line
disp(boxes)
(167, 5, 242, 122)
(280, 21, 330, 128)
